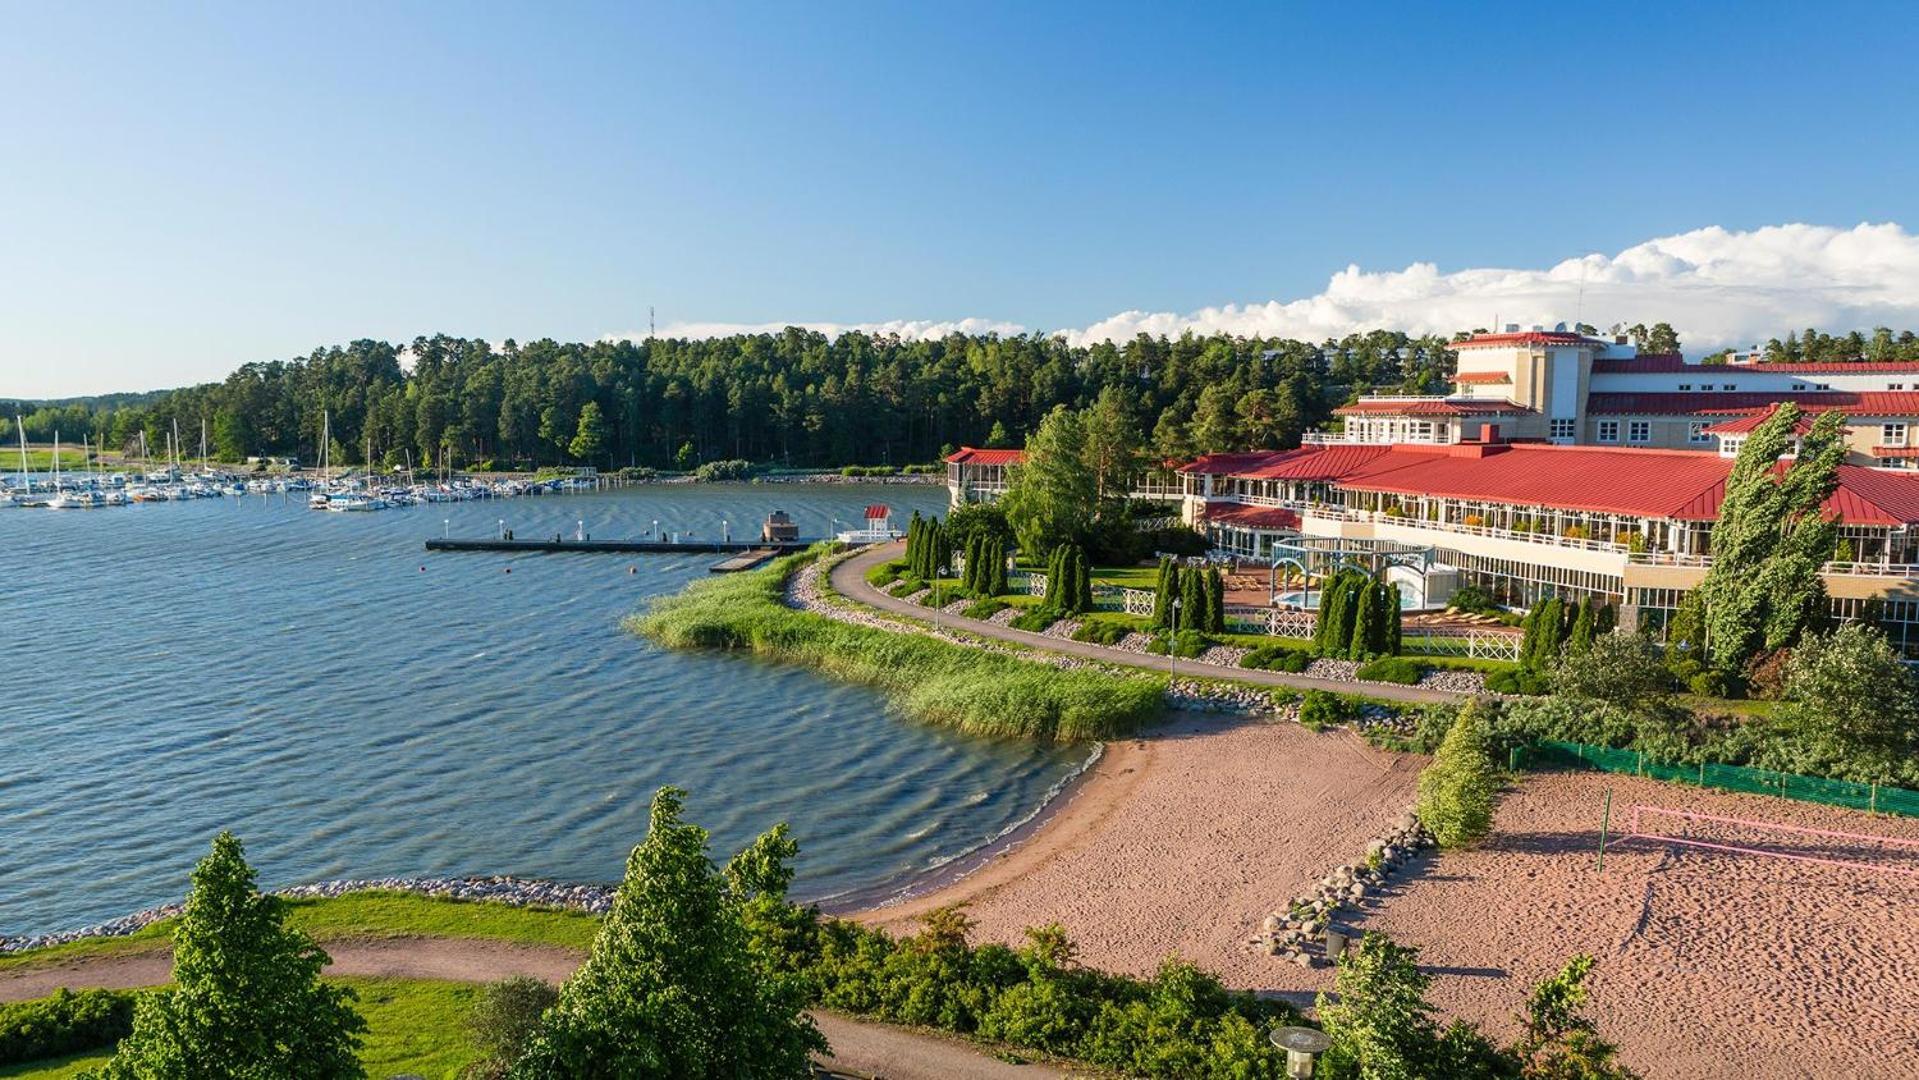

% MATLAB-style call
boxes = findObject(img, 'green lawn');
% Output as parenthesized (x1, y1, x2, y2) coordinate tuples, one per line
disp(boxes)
(0, 977, 484, 1080)
(0, 891, 598, 973)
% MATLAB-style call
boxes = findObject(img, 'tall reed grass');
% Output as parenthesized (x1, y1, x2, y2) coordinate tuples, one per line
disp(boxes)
(628, 550, 1162, 742)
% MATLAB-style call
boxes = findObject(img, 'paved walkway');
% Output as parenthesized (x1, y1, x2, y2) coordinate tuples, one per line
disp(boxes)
(0, 940, 1067, 1080)
(830, 542, 1465, 706)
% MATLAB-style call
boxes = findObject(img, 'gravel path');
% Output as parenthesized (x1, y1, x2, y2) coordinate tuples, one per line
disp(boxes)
(830, 544, 1468, 706)
(0, 939, 1066, 1079)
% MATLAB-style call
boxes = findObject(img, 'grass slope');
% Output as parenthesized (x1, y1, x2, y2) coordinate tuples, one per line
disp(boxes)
(1, 892, 597, 973)
(0, 978, 484, 1079)
(630, 548, 1164, 742)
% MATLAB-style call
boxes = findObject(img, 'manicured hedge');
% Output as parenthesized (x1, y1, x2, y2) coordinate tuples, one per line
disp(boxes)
(1355, 656, 1426, 685)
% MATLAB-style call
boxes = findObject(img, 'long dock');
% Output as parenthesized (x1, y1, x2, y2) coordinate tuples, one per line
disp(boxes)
(426, 537, 812, 556)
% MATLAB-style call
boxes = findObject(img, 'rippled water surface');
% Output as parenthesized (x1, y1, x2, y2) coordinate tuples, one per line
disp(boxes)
(0, 484, 1087, 936)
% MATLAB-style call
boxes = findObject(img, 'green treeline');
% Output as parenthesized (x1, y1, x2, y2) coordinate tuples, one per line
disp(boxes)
(4, 328, 1460, 469)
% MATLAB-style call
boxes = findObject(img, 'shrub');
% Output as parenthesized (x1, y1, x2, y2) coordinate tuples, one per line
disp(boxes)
(1686, 670, 1728, 698)
(1145, 629, 1207, 658)
(0, 988, 137, 1065)
(887, 578, 924, 598)
(1415, 702, 1501, 847)
(1298, 689, 1346, 731)
(692, 458, 754, 482)
(1009, 607, 1063, 633)
(865, 560, 907, 588)
(1551, 634, 1673, 711)
(1766, 624, 1919, 783)
(961, 597, 1008, 621)
(1242, 644, 1311, 673)
(1485, 667, 1549, 696)
(1070, 620, 1130, 646)
(1449, 584, 1497, 615)
(464, 976, 558, 1079)
(1355, 656, 1425, 685)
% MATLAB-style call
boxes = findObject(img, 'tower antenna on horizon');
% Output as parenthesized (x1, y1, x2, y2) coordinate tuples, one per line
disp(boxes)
(649, 306, 656, 340)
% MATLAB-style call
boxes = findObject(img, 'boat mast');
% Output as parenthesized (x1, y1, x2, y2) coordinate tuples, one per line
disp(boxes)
(15, 416, 26, 492)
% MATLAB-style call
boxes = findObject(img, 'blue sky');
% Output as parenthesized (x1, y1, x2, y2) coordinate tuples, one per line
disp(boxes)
(5, 2, 1919, 397)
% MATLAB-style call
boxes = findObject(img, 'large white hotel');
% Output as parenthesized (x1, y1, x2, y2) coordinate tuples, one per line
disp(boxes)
(947, 328, 1919, 652)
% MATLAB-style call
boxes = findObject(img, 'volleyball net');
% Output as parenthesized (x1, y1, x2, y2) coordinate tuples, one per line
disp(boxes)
(1618, 804, 1919, 879)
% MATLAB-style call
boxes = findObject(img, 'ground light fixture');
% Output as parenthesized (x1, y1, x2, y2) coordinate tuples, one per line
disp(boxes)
(1268, 1026, 1332, 1078)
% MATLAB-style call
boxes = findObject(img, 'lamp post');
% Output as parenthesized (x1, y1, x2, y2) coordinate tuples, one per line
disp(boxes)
(442, 517, 449, 539)
(1268, 1027, 1332, 1079)
(497, 518, 504, 540)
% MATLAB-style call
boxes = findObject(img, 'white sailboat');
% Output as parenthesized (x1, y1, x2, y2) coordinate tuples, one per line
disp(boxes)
(310, 411, 333, 508)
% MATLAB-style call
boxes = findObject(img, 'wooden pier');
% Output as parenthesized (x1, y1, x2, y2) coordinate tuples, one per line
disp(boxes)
(421, 536, 841, 572)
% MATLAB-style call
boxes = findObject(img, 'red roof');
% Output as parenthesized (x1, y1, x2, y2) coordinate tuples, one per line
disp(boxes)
(1593, 355, 1919, 375)
(863, 504, 890, 520)
(1333, 444, 1736, 518)
(1177, 451, 1289, 476)
(1334, 398, 1530, 416)
(1318, 441, 1919, 526)
(1873, 447, 1919, 459)
(1697, 406, 1834, 436)
(1586, 391, 1919, 417)
(1236, 443, 1397, 481)
(1451, 371, 1513, 384)
(945, 447, 1024, 465)
(1453, 331, 1603, 349)
(1203, 504, 1302, 530)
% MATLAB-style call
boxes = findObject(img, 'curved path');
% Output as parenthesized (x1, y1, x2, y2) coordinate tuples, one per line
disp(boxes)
(0, 939, 1065, 1080)
(831, 542, 1464, 705)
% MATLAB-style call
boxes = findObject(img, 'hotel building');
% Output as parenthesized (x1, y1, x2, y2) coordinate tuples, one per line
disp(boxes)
(946, 329, 1919, 652)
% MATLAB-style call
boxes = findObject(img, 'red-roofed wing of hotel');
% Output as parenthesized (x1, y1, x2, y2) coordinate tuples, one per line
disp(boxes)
(947, 324, 1919, 652)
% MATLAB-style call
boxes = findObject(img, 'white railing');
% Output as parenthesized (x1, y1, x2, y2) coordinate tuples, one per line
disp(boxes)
(1121, 588, 1155, 616)
(1405, 629, 1523, 661)
(1306, 504, 1635, 554)
(1626, 552, 1919, 578)
(1023, 572, 1046, 596)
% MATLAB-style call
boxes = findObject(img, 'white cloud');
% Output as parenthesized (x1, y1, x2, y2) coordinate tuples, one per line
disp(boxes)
(606, 222, 1919, 354)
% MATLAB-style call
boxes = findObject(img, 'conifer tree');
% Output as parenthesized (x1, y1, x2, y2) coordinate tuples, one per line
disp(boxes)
(94, 833, 367, 1079)
(1152, 558, 1176, 629)
(511, 789, 823, 1077)
(1334, 573, 1363, 656)
(1207, 566, 1226, 633)
(1349, 579, 1379, 660)
(1566, 598, 1595, 657)
(1179, 563, 1204, 632)
(1074, 547, 1093, 614)
(990, 538, 1008, 596)
(1386, 583, 1403, 655)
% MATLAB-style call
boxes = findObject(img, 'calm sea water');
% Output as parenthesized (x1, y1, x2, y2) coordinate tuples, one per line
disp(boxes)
(0, 483, 1088, 937)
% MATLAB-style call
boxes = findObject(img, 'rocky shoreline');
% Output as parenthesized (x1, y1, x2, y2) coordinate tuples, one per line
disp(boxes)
(1, 875, 615, 955)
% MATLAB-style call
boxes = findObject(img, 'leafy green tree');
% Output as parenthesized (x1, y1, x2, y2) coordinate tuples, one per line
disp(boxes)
(1318, 933, 1501, 1080)
(1511, 955, 1638, 1079)
(1415, 701, 1501, 848)
(511, 788, 823, 1078)
(465, 977, 560, 1080)
(1767, 624, 1919, 782)
(90, 833, 367, 1080)
(1696, 406, 1846, 678)
(567, 401, 608, 463)
(1000, 405, 1097, 556)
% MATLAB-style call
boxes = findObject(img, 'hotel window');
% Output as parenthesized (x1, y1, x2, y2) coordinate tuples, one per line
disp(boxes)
(1894, 383, 1907, 391)
(1723, 384, 1736, 391)
(1628, 420, 1651, 443)
(1549, 418, 1576, 440)
(1597, 420, 1620, 442)
(1677, 384, 1692, 391)
(1688, 421, 1712, 443)
(1885, 423, 1909, 448)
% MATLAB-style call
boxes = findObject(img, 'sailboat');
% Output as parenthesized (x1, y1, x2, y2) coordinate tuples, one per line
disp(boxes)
(310, 412, 333, 509)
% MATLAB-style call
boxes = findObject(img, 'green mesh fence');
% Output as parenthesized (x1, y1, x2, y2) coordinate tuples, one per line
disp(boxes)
(1524, 740, 1919, 818)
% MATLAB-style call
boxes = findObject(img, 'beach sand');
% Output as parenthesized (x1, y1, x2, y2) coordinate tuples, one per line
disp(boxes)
(858, 717, 1919, 1079)
(1356, 771, 1919, 1080)
(857, 713, 1421, 992)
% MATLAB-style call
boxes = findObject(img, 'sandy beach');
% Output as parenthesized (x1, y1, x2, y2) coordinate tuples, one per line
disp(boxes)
(857, 716, 1919, 1079)
(857, 713, 1422, 992)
